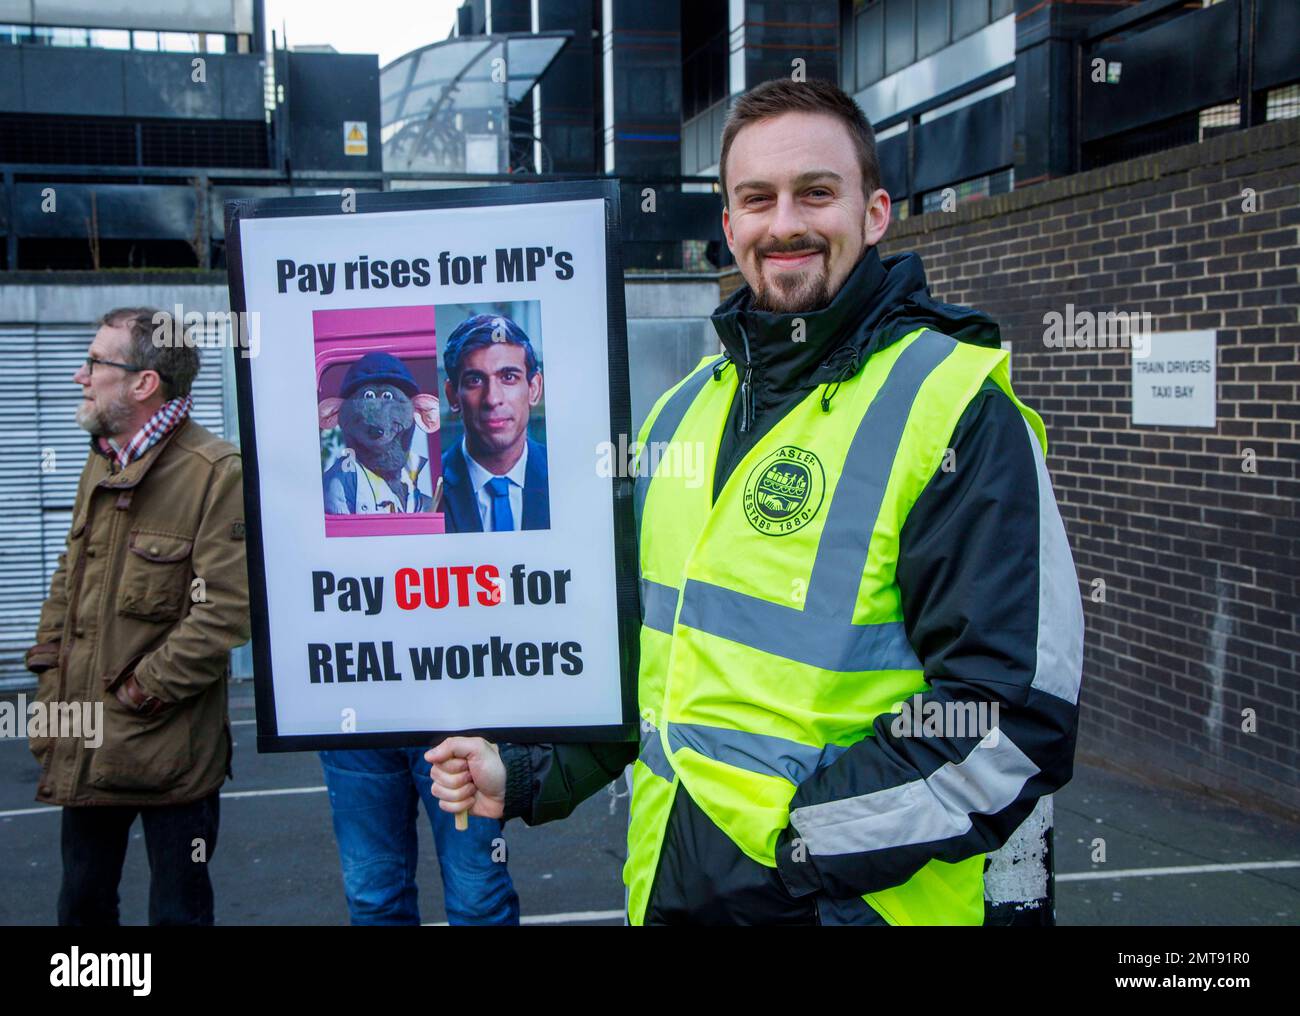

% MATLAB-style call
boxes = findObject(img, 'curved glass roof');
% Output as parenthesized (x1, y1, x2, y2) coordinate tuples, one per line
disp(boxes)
(380, 32, 570, 174)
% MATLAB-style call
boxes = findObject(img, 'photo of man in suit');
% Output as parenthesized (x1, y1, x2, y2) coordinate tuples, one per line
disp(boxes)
(440, 313, 549, 532)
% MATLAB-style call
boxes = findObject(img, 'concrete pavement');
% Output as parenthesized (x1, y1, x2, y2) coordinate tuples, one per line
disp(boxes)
(2, 688, 1297, 926)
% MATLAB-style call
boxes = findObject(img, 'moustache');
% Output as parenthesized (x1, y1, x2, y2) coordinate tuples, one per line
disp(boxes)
(756, 240, 829, 258)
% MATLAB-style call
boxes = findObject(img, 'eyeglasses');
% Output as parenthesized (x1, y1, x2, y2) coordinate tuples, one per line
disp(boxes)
(83, 356, 171, 382)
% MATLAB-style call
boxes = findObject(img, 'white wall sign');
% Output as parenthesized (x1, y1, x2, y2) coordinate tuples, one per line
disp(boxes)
(1131, 330, 1217, 428)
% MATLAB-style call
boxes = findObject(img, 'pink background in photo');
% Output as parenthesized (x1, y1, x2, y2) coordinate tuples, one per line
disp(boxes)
(313, 305, 445, 538)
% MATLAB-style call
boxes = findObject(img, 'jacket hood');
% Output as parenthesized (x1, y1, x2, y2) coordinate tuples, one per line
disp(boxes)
(710, 244, 1003, 403)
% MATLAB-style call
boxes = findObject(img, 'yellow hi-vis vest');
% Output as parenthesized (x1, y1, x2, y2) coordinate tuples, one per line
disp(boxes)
(625, 327, 1048, 926)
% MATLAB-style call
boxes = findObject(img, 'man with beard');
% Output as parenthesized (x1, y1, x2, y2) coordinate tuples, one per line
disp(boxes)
(25, 307, 250, 925)
(426, 78, 1084, 925)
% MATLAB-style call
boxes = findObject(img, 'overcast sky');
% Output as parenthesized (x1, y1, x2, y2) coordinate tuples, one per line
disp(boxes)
(261, 0, 462, 68)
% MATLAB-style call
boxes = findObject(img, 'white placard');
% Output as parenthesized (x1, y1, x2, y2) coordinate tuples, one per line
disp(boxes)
(1131, 330, 1217, 428)
(227, 185, 633, 748)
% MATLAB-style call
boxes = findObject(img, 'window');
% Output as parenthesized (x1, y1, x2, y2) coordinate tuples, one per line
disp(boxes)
(90, 29, 131, 50)
(952, 0, 990, 40)
(1266, 84, 1300, 121)
(50, 27, 89, 47)
(885, 0, 915, 76)
(159, 32, 200, 53)
(855, 3, 884, 88)
(0, 23, 132, 48)
(1198, 101, 1240, 141)
(917, 0, 949, 59)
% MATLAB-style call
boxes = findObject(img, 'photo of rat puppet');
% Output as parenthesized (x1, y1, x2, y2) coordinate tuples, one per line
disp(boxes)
(319, 352, 441, 515)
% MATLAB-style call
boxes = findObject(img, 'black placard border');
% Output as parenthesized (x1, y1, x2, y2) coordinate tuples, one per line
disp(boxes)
(224, 180, 638, 752)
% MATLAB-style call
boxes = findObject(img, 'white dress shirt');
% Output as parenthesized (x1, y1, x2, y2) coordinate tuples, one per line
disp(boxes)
(463, 438, 527, 531)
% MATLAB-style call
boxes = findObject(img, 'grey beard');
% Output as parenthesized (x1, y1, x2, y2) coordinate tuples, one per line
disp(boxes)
(76, 396, 133, 438)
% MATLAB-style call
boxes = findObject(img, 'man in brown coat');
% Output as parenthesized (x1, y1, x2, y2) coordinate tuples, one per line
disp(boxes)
(25, 307, 251, 926)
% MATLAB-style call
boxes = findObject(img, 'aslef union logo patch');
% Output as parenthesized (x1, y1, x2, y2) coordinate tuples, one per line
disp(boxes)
(743, 445, 825, 535)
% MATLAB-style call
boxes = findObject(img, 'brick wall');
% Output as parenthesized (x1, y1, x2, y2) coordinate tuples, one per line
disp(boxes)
(880, 119, 1300, 816)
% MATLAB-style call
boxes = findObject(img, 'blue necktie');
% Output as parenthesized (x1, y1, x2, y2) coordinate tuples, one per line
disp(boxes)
(485, 476, 515, 532)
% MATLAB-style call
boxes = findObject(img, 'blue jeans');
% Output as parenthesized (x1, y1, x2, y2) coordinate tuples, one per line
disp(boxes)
(319, 748, 519, 926)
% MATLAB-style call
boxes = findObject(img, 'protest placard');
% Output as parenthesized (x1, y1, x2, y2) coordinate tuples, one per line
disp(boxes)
(225, 181, 637, 750)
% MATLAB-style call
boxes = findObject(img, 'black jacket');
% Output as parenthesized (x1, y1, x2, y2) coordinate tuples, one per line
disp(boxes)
(499, 245, 1083, 925)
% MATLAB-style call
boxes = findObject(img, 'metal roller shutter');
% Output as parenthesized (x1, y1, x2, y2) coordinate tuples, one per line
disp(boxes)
(0, 327, 46, 684)
(0, 322, 229, 683)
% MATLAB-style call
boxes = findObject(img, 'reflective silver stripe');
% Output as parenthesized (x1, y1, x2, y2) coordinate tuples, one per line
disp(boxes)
(677, 579, 923, 672)
(640, 578, 679, 635)
(669, 332, 956, 673)
(788, 728, 1041, 856)
(634, 356, 726, 540)
(804, 329, 957, 618)
(667, 721, 848, 785)
(1022, 416, 1084, 705)
(638, 723, 675, 782)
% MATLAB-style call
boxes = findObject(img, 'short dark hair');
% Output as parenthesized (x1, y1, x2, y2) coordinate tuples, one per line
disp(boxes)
(442, 313, 541, 386)
(719, 78, 881, 208)
(97, 306, 200, 400)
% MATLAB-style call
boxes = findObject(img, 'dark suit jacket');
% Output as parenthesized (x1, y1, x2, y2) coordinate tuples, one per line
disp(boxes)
(440, 435, 549, 533)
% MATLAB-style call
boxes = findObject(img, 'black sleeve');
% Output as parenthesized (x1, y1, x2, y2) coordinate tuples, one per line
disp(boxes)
(500, 740, 638, 825)
(773, 382, 1084, 900)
